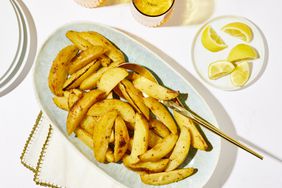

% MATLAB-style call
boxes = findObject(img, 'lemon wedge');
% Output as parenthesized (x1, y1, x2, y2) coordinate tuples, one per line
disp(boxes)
(231, 61, 250, 87)
(201, 25, 227, 52)
(228, 44, 259, 62)
(208, 60, 235, 80)
(222, 22, 253, 42)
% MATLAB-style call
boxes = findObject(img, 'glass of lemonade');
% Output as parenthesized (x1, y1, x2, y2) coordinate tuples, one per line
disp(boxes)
(131, 0, 175, 27)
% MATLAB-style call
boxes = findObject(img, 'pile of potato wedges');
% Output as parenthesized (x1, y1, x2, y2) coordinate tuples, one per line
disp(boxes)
(48, 30, 210, 185)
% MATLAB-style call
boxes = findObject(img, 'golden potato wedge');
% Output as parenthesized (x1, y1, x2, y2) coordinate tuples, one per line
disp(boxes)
(150, 119, 170, 138)
(139, 134, 178, 162)
(165, 126, 191, 171)
(87, 99, 135, 123)
(173, 110, 208, 151)
(117, 82, 139, 111)
(148, 130, 162, 148)
(78, 31, 125, 63)
(109, 130, 115, 143)
(66, 30, 92, 50)
(67, 89, 105, 135)
(63, 60, 101, 90)
(80, 116, 100, 135)
(79, 61, 121, 90)
(140, 168, 196, 185)
(114, 116, 130, 162)
(53, 91, 70, 111)
(74, 128, 93, 149)
(128, 113, 149, 164)
(144, 97, 178, 134)
(133, 75, 179, 100)
(68, 46, 105, 74)
(106, 149, 115, 163)
(123, 155, 169, 173)
(93, 110, 118, 163)
(48, 45, 78, 96)
(128, 138, 133, 151)
(120, 80, 150, 119)
(97, 68, 128, 94)
(80, 66, 108, 90)
(106, 92, 114, 99)
(119, 64, 158, 83)
(68, 89, 84, 109)
(99, 55, 112, 67)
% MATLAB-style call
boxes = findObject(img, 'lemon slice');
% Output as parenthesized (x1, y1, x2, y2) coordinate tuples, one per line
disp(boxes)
(201, 25, 227, 52)
(208, 60, 235, 80)
(222, 22, 253, 42)
(228, 44, 259, 62)
(231, 61, 250, 87)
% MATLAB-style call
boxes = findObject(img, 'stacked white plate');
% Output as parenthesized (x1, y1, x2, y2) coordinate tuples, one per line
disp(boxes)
(0, 0, 35, 96)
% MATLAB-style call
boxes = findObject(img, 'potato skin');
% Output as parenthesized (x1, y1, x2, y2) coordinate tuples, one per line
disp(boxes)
(66, 89, 105, 135)
(48, 45, 78, 96)
(140, 168, 196, 185)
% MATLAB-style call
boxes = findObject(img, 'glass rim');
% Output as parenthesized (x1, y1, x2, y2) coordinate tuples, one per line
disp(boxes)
(132, 0, 175, 17)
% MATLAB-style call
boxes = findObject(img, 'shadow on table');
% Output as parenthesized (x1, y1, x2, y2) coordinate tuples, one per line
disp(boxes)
(118, 28, 238, 187)
(165, 0, 215, 26)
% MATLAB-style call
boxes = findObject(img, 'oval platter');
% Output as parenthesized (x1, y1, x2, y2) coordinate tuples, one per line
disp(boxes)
(33, 22, 221, 188)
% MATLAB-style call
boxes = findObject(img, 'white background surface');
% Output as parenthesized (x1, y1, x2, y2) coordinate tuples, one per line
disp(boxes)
(0, 0, 282, 187)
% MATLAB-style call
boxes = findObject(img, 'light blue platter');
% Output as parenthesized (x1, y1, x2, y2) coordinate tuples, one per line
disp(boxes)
(33, 22, 221, 188)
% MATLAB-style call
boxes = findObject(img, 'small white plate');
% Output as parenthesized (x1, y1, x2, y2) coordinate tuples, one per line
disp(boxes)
(192, 16, 268, 91)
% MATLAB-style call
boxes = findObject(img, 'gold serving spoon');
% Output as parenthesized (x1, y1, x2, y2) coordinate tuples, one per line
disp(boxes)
(161, 100, 263, 160)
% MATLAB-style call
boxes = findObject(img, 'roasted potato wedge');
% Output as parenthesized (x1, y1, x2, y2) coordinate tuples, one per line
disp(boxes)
(68, 89, 83, 109)
(87, 99, 135, 124)
(63, 60, 101, 90)
(106, 149, 115, 163)
(68, 46, 105, 74)
(109, 130, 115, 143)
(139, 134, 178, 162)
(93, 110, 118, 163)
(53, 91, 70, 111)
(119, 63, 158, 83)
(173, 110, 208, 151)
(48, 45, 78, 96)
(148, 130, 162, 148)
(114, 116, 130, 162)
(67, 89, 105, 135)
(133, 75, 179, 100)
(140, 168, 196, 185)
(74, 128, 93, 149)
(123, 155, 169, 173)
(165, 126, 191, 171)
(97, 68, 128, 94)
(99, 55, 112, 67)
(78, 31, 125, 63)
(144, 97, 178, 134)
(150, 119, 170, 138)
(80, 115, 100, 135)
(119, 80, 150, 119)
(79, 61, 121, 90)
(128, 113, 149, 164)
(66, 30, 92, 50)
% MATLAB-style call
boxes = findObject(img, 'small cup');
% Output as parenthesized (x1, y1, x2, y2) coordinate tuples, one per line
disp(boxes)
(74, 0, 105, 8)
(130, 0, 175, 27)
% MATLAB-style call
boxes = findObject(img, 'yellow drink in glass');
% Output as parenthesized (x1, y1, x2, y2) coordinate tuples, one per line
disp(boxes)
(131, 0, 175, 27)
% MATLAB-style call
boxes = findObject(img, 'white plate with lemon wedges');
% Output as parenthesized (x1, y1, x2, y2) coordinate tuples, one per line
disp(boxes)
(192, 16, 268, 90)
